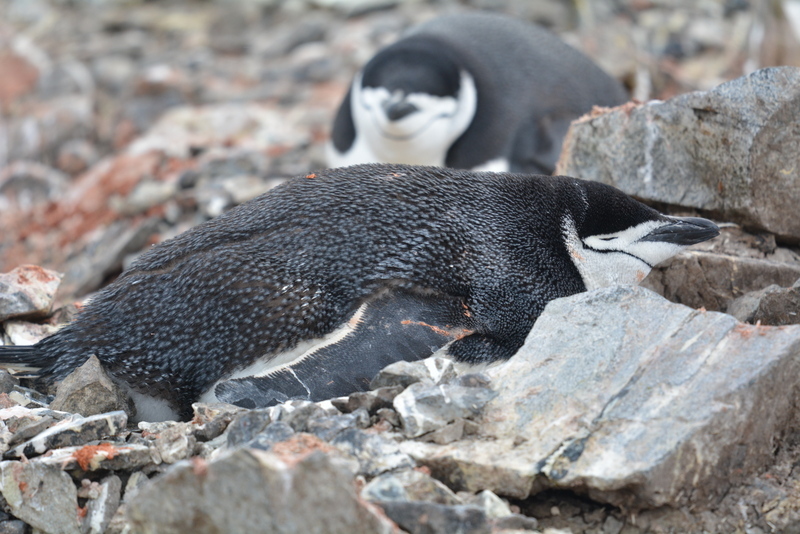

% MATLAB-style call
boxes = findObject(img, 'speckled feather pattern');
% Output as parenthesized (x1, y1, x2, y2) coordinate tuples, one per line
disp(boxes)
(19, 163, 667, 417)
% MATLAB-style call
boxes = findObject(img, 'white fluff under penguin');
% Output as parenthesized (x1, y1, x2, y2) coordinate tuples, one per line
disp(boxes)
(328, 12, 629, 174)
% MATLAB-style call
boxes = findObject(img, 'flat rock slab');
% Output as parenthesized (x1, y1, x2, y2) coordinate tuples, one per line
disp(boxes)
(556, 66, 800, 241)
(0, 461, 81, 534)
(0, 265, 62, 321)
(5, 411, 127, 459)
(125, 448, 396, 534)
(401, 286, 800, 510)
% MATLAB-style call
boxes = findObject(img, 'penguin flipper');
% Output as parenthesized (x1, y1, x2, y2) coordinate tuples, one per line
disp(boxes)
(213, 290, 474, 409)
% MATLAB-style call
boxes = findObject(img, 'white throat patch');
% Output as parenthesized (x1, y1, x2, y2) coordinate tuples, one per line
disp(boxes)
(328, 70, 478, 168)
(561, 215, 685, 291)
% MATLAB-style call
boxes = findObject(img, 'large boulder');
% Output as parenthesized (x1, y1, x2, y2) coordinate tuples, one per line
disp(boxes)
(401, 285, 800, 510)
(556, 67, 800, 242)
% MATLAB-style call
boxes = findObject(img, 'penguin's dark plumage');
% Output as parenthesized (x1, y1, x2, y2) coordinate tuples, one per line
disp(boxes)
(0, 164, 718, 421)
(328, 12, 629, 174)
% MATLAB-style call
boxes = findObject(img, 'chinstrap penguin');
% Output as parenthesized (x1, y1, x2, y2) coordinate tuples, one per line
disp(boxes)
(328, 12, 629, 174)
(0, 164, 718, 421)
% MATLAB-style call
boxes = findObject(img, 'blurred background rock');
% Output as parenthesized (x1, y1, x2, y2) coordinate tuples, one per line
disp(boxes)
(1, 0, 799, 301)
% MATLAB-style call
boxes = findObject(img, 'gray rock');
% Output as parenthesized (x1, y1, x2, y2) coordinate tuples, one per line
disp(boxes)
(7, 384, 52, 409)
(0, 161, 70, 211)
(0, 520, 26, 534)
(2, 320, 60, 347)
(35, 443, 156, 472)
(393, 382, 497, 439)
(0, 265, 62, 321)
(469, 490, 513, 519)
(82, 475, 122, 534)
(49, 355, 135, 418)
(246, 421, 296, 451)
(420, 418, 465, 445)
(727, 279, 800, 325)
(6, 411, 127, 459)
(330, 428, 415, 477)
(557, 67, 800, 241)
(376, 501, 490, 534)
(224, 408, 273, 448)
(0, 372, 18, 395)
(641, 250, 800, 311)
(305, 410, 369, 442)
(151, 423, 196, 464)
(0, 460, 81, 534)
(331, 386, 404, 414)
(0, 407, 71, 449)
(362, 468, 462, 505)
(370, 356, 457, 390)
(190, 402, 246, 441)
(125, 448, 396, 533)
(400, 286, 800, 509)
(277, 400, 329, 433)
(123, 471, 151, 503)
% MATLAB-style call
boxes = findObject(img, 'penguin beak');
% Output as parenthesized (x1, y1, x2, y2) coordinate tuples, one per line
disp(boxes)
(638, 216, 720, 246)
(383, 98, 419, 121)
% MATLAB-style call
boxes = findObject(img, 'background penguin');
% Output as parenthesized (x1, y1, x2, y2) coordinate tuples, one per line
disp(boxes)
(327, 12, 629, 174)
(0, 164, 718, 421)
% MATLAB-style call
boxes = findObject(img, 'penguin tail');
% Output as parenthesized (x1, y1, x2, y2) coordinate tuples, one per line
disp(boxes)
(0, 345, 49, 376)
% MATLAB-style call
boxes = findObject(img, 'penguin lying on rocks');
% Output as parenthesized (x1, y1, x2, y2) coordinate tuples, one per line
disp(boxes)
(0, 164, 718, 421)
(327, 12, 628, 174)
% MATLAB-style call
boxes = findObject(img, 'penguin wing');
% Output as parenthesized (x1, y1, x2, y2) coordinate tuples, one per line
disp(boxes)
(213, 290, 475, 408)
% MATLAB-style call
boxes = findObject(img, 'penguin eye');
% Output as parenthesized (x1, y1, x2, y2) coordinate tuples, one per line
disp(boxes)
(599, 236, 618, 241)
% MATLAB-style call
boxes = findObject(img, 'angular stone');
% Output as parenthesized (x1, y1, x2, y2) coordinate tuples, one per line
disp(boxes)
(246, 421, 295, 451)
(393, 382, 497, 438)
(224, 408, 272, 448)
(125, 448, 395, 533)
(557, 67, 800, 241)
(35, 442, 156, 472)
(0, 372, 18, 395)
(0, 265, 62, 321)
(362, 469, 462, 505)
(50, 355, 135, 418)
(642, 250, 800, 311)
(152, 424, 196, 464)
(400, 286, 800, 509)
(370, 357, 457, 390)
(330, 428, 415, 477)
(82, 475, 122, 534)
(727, 279, 800, 326)
(305, 410, 369, 442)
(376, 501, 490, 534)
(470, 490, 513, 519)
(331, 386, 404, 415)
(0, 460, 81, 534)
(190, 402, 245, 441)
(6, 411, 127, 459)
(0, 407, 71, 448)
(2, 320, 60, 346)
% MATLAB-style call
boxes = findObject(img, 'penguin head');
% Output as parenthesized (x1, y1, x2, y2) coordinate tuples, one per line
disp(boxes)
(330, 39, 477, 168)
(562, 179, 719, 290)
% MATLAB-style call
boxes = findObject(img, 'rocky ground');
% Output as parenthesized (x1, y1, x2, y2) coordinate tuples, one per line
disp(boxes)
(1, 0, 800, 533)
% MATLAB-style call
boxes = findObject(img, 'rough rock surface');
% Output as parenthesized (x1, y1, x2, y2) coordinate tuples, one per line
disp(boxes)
(0, 461, 81, 534)
(125, 447, 396, 534)
(0, 265, 62, 321)
(49, 355, 135, 418)
(727, 278, 800, 326)
(400, 286, 800, 509)
(557, 67, 800, 241)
